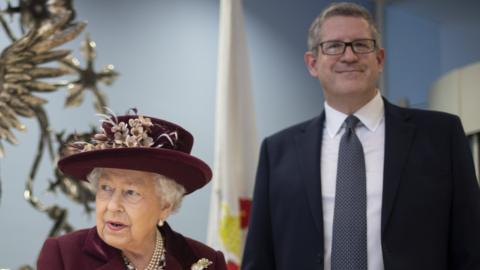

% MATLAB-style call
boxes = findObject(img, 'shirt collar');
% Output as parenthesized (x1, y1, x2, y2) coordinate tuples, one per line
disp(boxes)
(324, 91, 384, 138)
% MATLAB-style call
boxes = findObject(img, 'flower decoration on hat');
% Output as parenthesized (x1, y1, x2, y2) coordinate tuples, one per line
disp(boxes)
(69, 109, 179, 154)
(58, 108, 210, 195)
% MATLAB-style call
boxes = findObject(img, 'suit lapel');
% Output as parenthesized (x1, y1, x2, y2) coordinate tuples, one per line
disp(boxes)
(381, 100, 416, 234)
(294, 114, 325, 236)
(291, 101, 415, 250)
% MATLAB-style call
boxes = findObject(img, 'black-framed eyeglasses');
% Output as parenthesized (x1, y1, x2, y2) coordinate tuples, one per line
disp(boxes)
(318, 39, 377, 55)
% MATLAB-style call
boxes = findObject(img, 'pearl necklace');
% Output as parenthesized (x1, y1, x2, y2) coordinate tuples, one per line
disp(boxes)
(123, 230, 166, 270)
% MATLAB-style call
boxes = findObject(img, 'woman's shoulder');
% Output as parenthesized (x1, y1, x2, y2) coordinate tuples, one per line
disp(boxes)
(45, 227, 93, 247)
(183, 237, 227, 270)
(162, 223, 227, 270)
(37, 227, 101, 269)
(183, 235, 221, 256)
(162, 224, 219, 255)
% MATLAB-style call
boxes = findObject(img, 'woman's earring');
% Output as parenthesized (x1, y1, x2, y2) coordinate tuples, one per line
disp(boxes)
(158, 219, 164, 227)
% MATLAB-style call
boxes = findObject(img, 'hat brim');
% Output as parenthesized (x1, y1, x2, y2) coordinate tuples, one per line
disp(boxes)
(58, 148, 212, 194)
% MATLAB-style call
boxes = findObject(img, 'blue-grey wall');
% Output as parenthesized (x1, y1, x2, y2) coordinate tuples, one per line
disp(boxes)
(384, 0, 480, 108)
(1, 0, 223, 267)
(0, 0, 331, 267)
(440, 17, 480, 74)
(384, 5, 441, 108)
(1, 0, 479, 268)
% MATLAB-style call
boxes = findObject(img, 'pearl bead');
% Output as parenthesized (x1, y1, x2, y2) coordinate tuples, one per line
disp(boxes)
(122, 229, 165, 270)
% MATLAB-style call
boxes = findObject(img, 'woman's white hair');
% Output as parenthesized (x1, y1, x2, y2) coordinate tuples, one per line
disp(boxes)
(87, 168, 186, 213)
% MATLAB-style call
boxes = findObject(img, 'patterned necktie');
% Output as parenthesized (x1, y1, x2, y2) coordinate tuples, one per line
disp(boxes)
(331, 115, 368, 270)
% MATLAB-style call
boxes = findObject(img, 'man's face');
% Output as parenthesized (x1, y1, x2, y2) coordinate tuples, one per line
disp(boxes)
(305, 16, 384, 107)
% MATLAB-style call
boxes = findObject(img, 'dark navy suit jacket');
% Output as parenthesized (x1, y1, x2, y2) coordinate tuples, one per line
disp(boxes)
(242, 100, 480, 270)
(37, 223, 227, 270)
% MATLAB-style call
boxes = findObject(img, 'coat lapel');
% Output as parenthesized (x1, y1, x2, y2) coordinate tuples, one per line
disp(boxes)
(162, 222, 198, 269)
(381, 100, 416, 234)
(95, 259, 127, 270)
(294, 114, 325, 237)
(82, 227, 125, 269)
(81, 224, 200, 270)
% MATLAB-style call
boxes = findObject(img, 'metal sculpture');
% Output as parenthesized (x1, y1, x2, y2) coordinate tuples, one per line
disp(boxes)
(1, 0, 118, 245)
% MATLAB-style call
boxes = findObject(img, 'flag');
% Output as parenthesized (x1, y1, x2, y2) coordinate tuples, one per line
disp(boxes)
(207, 0, 258, 269)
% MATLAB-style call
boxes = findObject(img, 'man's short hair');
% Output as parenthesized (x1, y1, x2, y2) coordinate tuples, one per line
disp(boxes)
(307, 2, 381, 55)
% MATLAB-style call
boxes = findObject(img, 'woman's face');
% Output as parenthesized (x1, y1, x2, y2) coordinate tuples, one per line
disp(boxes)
(95, 168, 171, 252)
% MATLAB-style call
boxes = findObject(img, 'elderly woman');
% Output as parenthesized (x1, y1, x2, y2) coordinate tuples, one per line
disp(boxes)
(37, 112, 227, 270)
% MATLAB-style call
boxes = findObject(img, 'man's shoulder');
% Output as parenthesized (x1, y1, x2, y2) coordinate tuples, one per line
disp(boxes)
(387, 102, 461, 128)
(266, 115, 323, 143)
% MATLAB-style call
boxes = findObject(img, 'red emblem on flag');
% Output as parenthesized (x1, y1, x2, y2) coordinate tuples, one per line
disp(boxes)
(239, 198, 252, 229)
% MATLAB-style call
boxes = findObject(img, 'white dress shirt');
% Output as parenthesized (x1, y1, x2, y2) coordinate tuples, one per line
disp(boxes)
(321, 91, 385, 270)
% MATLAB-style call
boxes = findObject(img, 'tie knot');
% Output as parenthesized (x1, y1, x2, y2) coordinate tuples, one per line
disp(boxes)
(344, 115, 360, 130)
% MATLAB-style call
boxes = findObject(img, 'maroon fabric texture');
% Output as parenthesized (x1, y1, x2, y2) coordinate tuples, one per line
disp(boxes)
(58, 147, 211, 194)
(37, 223, 227, 270)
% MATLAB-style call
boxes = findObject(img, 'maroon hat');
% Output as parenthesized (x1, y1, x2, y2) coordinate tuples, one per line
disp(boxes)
(58, 112, 212, 194)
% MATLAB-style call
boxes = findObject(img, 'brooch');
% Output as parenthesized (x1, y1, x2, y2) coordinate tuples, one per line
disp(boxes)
(191, 258, 213, 270)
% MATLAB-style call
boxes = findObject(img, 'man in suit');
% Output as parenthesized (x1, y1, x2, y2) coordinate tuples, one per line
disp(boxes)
(242, 2, 480, 270)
